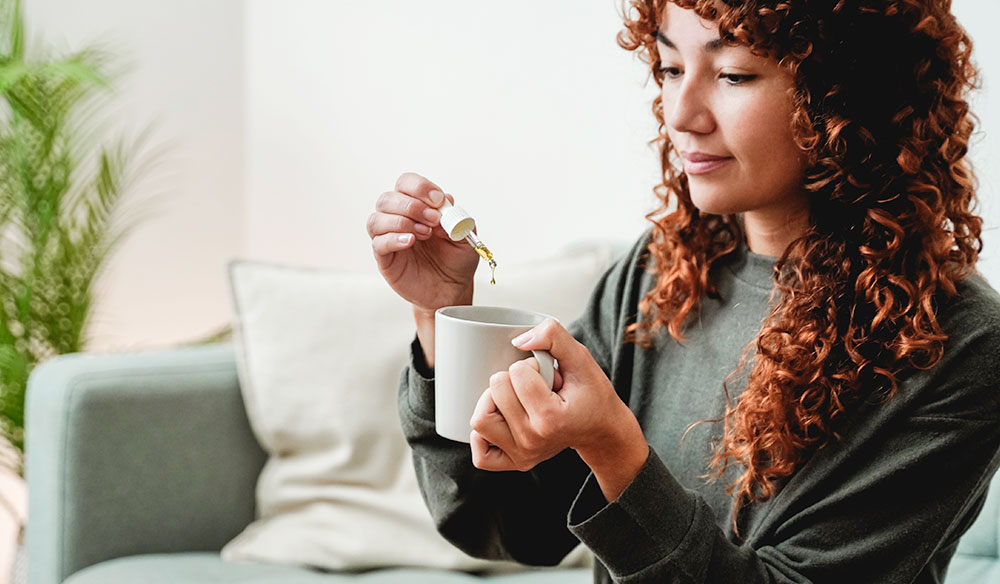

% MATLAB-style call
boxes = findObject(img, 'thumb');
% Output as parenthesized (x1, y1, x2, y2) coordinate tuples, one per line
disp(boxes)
(510, 318, 586, 372)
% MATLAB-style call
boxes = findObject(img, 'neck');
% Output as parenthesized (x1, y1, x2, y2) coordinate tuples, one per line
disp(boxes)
(742, 202, 811, 258)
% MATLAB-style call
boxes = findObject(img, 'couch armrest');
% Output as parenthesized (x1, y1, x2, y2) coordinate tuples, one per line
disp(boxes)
(24, 343, 267, 584)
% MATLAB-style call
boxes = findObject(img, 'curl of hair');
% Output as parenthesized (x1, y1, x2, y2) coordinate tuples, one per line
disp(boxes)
(618, 0, 981, 530)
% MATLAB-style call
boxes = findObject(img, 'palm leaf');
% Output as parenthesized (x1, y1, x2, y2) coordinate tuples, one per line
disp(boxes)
(0, 0, 157, 460)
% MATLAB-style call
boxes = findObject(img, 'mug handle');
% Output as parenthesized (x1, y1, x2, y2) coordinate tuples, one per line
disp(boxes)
(531, 350, 556, 390)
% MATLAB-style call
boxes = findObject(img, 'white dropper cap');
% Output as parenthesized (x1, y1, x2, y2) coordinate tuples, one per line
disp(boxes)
(438, 198, 477, 241)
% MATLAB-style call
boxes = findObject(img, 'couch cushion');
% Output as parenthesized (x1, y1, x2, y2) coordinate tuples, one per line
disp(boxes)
(945, 556, 1000, 584)
(221, 245, 617, 572)
(955, 468, 1000, 559)
(948, 469, 1000, 583)
(63, 553, 593, 584)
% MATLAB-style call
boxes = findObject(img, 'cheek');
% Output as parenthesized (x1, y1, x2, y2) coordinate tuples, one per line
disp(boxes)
(729, 101, 797, 157)
(726, 98, 804, 183)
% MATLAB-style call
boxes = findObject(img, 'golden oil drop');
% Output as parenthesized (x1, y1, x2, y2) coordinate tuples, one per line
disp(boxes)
(473, 242, 498, 285)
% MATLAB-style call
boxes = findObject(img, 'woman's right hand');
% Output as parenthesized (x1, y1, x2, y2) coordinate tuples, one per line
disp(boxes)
(367, 172, 479, 319)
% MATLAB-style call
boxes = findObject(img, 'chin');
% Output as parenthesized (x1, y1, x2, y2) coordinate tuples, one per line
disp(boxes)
(688, 184, 746, 216)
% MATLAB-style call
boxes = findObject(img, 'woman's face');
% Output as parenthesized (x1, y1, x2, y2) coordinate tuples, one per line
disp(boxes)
(658, 3, 808, 220)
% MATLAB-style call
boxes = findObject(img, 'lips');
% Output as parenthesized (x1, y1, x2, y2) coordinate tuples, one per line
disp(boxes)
(680, 151, 734, 175)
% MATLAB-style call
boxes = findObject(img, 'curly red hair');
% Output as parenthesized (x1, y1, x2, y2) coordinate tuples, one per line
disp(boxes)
(618, 0, 982, 528)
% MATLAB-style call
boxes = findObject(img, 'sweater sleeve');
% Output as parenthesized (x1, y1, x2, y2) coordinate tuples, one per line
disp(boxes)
(565, 281, 1000, 584)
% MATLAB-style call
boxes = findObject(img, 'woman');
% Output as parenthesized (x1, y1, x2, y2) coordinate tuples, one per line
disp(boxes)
(366, 0, 1000, 582)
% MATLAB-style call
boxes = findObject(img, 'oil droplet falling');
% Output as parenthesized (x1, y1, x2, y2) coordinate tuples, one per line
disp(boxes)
(473, 242, 498, 285)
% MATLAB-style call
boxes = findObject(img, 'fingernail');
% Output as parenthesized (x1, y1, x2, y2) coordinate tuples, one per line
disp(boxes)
(429, 190, 444, 206)
(511, 332, 531, 347)
(397, 233, 412, 244)
(415, 223, 431, 235)
(423, 208, 440, 224)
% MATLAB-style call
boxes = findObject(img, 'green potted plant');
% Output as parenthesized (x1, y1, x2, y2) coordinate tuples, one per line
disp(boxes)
(0, 0, 159, 469)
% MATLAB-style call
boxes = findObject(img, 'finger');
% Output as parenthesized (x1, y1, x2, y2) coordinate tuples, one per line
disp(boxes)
(371, 232, 414, 265)
(471, 386, 499, 421)
(488, 370, 532, 435)
(511, 318, 587, 367)
(470, 388, 518, 454)
(470, 430, 518, 471)
(508, 357, 562, 417)
(375, 190, 442, 229)
(394, 172, 446, 209)
(367, 212, 433, 240)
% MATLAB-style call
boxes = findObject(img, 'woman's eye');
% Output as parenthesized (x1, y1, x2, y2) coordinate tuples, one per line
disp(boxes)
(721, 72, 757, 85)
(656, 65, 682, 79)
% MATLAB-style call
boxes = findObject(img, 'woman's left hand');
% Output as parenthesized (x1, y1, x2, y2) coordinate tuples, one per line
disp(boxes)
(469, 318, 649, 500)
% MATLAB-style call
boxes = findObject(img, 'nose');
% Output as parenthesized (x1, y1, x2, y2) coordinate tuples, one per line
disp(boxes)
(665, 77, 715, 135)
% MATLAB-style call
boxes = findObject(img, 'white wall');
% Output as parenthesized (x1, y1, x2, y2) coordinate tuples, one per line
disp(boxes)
(954, 1, 1000, 284)
(244, 0, 1000, 276)
(16, 1, 1000, 350)
(242, 0, 659, 273)
(22, 0, 245, 351)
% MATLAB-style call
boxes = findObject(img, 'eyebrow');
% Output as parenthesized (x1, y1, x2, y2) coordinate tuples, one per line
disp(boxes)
(655, 30, 726, 53)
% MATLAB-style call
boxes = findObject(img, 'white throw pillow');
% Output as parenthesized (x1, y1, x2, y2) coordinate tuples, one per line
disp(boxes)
(221, 243, 618, 572)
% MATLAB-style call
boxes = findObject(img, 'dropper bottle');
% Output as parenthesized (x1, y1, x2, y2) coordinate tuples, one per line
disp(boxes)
(438, 198, 498, 285)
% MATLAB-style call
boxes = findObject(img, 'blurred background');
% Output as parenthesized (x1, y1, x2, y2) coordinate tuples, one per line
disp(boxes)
(1, 1, 997, 581)
(16, 0, 1000, 353)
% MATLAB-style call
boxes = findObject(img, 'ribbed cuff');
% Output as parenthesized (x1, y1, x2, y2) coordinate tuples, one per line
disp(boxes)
(567, 447, 697, 578)
(404, 335, 436, 421)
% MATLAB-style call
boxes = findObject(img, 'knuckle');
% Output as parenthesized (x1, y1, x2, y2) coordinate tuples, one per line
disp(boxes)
(523, 429, 550, 451)
(395, 171, 426, 193)
(404, 197, 420, 217)
(534, 418, 557, 441)
(489, 371, 509, 387)
(376, 191, 392, 209)
(365, 213, 378, 236)
(470, 413, 486, 433)
(509, 359, 531, 375)
(394, 215, 410, 232)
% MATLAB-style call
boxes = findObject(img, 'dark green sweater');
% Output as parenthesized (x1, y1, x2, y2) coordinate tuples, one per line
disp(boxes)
(398, 233, 1000, 583)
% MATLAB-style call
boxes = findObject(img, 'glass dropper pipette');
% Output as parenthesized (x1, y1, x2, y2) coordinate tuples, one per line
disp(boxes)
(438, 198, 498, 284)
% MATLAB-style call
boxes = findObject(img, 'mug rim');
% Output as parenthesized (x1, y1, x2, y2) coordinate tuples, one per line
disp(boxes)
(436, 305, 554, 327)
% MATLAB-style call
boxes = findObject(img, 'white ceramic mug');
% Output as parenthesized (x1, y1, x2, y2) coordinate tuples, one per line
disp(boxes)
(434, 306, 556, 443)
